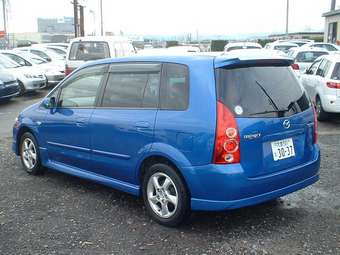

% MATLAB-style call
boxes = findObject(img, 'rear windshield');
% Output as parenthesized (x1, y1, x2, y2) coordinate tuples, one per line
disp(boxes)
(226, 46, 261, 52)
(216, 66, 310, 118)
(273, 45, 296, 51)
(69, 41, 110, 61)
(296, 51, 328, 63)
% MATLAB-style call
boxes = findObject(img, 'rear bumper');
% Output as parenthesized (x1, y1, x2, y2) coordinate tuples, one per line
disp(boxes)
(321, 94, 340, 113)
(183, 145, 320, 211)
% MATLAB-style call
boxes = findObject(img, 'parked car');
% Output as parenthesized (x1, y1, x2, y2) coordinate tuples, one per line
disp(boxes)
(265, 42, 299, 54)
(13, 51, 320, 226)
(0, 54, 46, 95)
(66, 36, 136, 75)
(16, 47, 65, 69)
(224, 42, 262, 52)
(287, 47, 329, 76)
(302, 42, 340, 52)
(0, 70, 19, 101)
(1, 50, 65, 85)
(300, 54, 340, 120)
(43, 46, 67, 57)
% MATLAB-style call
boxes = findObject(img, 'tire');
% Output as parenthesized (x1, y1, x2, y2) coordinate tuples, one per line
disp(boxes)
(315, 97, 329, 121)
(18, 81, 25, 96)
(142, 163, 190, 227)
(19, 132, 45, 175)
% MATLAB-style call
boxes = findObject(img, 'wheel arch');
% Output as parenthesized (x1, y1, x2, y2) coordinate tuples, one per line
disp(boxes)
(138, 154, 191, 198)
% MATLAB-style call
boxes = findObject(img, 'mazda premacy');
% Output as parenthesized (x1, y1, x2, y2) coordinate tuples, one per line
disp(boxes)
(13, 50, 320, 226)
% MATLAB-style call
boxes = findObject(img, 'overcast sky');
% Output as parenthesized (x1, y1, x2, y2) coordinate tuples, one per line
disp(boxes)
(4, 0, 333, 36)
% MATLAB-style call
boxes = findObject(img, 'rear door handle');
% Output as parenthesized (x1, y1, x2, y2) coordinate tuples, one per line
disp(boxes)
(135, 121, 150, 129)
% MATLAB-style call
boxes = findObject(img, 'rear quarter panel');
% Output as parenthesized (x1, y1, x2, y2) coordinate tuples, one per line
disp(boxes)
(152, 58, 217, 167)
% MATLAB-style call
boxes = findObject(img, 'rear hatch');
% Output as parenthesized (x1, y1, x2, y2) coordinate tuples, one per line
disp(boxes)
(330, 63, 340, 106)
(216, 64, 315, 178)
(66, 41, 111, 72)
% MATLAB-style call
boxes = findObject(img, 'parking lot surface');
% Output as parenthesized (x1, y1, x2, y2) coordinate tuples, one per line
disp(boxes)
(0, 92, 339, 255)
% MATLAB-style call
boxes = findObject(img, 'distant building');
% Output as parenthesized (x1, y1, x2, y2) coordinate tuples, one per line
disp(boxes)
(268, 32, 324, 41)
(323, 0, 340, 44)
(37, 17, 74, 34)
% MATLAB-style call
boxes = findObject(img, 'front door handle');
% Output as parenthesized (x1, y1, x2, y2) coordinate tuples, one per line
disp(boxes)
(135, 121, 150, 129)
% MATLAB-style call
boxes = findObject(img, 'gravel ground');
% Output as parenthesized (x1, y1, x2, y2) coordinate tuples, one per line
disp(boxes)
(0, 93, 339, 255)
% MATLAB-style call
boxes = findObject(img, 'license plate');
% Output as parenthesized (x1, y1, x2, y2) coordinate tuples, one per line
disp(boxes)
(271, 138, 295, 161)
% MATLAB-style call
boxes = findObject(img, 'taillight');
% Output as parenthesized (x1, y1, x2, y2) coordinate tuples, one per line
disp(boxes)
(312, 106, 318, 144)
(291, 63, 300, 70)
(326, 81, 340, 89)
(65, 65, 72, 76)
(213, 101, 240, 164)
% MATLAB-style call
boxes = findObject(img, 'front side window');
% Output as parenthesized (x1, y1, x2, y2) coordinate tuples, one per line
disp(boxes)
(69, 42, 110, 61)
(102, 63, 161, 108)
(58, 66, 105, 108)
(160, 63, 189, 110)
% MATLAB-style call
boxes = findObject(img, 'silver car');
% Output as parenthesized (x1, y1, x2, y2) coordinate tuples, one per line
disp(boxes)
(1, 50, 65, 85)
(0, 54, 46, 95)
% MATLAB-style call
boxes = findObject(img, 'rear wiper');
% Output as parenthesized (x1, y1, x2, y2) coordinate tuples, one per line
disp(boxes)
(255, 80, 280, 112)
(249, 109, 288, 116)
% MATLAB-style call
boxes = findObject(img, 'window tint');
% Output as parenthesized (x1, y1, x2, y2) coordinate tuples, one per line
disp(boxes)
(308, 60, 322, 74)
(216, 66, 310, 118)
(316, 59, 331, 77)
(331, 63, 340, 80)
(102, 63, 161, 108)
(58, 66, 105, 108)
(160, 63, 189, 110)
(296, 51, 328, 63)
(69, 42, 110, 61)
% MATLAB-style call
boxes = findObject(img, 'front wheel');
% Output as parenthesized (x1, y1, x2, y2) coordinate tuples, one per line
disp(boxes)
(20, 132, 45, 175)
(142, 163, 190, 227)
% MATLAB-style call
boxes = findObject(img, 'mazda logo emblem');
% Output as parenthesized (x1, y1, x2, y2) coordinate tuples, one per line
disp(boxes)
(283, 119, 290, 129)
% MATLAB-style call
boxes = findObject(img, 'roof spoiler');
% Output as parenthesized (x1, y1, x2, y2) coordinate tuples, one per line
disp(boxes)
(215, 57, 294, 69)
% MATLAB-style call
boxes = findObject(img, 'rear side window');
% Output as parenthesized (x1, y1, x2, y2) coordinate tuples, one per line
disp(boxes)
(160, 63, 189, 110)
(316, 59, 331, 77)
(216, 66, 310, 118)
(102, 63, 161, 108)
(69, 42, 110, 61)
(296, 51, 328, 63)
(331, 63, 340, 80)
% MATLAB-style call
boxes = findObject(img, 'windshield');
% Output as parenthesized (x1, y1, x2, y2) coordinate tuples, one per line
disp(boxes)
(69, 41, 110, 61)
(17, 52, 47, 64)
(216, 66, 310, 118)
(0, 55, 21, 68)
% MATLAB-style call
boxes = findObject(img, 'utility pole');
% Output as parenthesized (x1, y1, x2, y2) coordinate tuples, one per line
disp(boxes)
(2, 0, 6, 34)
(285, 0, 289, 36)
(79, 4, 84, 36)
(100, 0, 103, 36)
(73, 0, 78, 37)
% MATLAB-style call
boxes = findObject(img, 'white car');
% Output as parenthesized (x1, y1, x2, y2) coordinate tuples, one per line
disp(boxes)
(300, 54, 340, 120)
(0, 54, 46, 95)
(302, 42, 340, 52)
(287, 47, 329, 76)
(264, 42, 299, 54)
(224, 42, 262, 52)
(66, 36, 136, 75)
(1, 50, 65, 85)
(167, 45, 201, 53)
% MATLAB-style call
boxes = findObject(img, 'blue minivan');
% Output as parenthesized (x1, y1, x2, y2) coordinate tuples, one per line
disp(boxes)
(13, 50, 320, 226)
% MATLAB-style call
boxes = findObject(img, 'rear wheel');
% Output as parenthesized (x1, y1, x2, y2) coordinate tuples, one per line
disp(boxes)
(19, 132, 45, 175)
(315, 97, 329, 121)
(142, 163, 190, 227)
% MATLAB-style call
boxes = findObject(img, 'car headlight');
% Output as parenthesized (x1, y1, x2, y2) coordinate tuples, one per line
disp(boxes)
(24, 74, 34, 78)
(24, 74, 42, 79)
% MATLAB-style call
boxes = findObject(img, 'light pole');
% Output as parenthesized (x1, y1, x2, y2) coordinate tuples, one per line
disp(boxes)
(285, 0, 289, 36)
(100, 0, 103, 36)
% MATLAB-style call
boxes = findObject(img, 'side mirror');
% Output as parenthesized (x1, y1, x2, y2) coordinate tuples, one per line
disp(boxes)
(42, 97, 56, 109)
